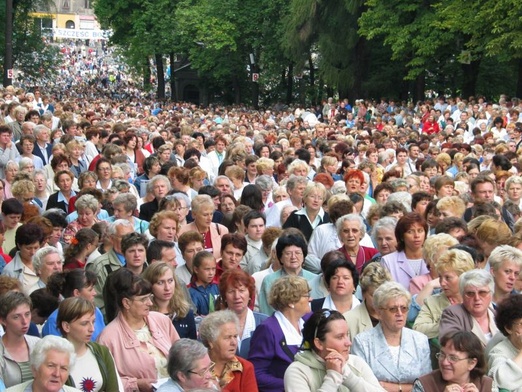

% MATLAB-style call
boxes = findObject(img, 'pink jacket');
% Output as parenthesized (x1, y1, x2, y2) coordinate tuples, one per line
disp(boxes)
(178, 221, 229, 260)
(97, 311, 179, 392)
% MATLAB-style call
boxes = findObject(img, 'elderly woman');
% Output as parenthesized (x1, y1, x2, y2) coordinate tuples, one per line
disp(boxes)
(218, 268, 268, 358)
(57, 297, 122, 391)
(352, 282, 432, 391)
(27, 246, 62, 294)
(505, 175, 522, 208)
(149, 210, 181, 251)
(11, 179, 37, 208)
(139, 174, 172, 222)
(142, 262, 196, 339)
(413, 332, 493, 392)
(98, 268, 180, 392)
(62, 195, 99, 245)
(199, 310, 258, 391)
(33, 170, 49, 209)
(413, 249, 475, 340)
(95, 158, 113, 192)
(488, 294, 522, 389)
(337, 213, 378, 273)
(46, 170, 76, 214)
(283, 182, 330, 242)
(439, 269, 499, 348)
(284, 310, 384, 392)
(3, 161, 18, 199)
(249, 276, 311, 392)
(157, 339, 216, 392)
(255, 175, 275, 211)
(111, 193, 150, 235)
(178, 194, 229, 260)
(5, 335, 82, 392)
(381, 212, 429, 290)
(311, 258, 360, 314)
(344, 263, 391, 339)
(488, 244, 522, 306)
(18, 157, 35, 175)
(370, 216, 399, 261)
(0, 291, 40, 388)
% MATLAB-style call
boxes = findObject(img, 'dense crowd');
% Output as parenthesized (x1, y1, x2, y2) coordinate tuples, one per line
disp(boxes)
(0, 78, 521, 392)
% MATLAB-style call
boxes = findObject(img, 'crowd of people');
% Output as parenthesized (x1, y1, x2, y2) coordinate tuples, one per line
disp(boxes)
(1, 77, 522, 392)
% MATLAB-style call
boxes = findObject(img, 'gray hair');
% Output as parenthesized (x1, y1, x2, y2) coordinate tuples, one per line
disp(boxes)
(336, 213, 366, 237)
(33, 169, 46, 179)
(191, 194, 215, 213)
(488, 245, 522, 271)
(386, 191, 412, 212)
(167, 339, 208, 381)
(255, 175, 275, 191)
(74, 194, 99, 213)
(459, 269, 494, 295)
(199, 310, 239, 348)
(33, 124, 50, 137)
(373, 281, 411, 309)
(331, 181, 347, 195)
(213, 175, 233, 189)
(107, 219, 134, 236)
(30, 335, 76, 372)
(113, 162, 131, 175)
(286, 175, 308, 191)
(32, 246, 62, 275)
(169, 192, 190, 209)
(19, 157, 33, 170)
(287, 159, 309, 175)
(149, 175, 172, 191)
(371, 217, 398, 242)
(6, 160, 18, 172)
(506, 176, 522, 191)
(113, 193, 138, 213)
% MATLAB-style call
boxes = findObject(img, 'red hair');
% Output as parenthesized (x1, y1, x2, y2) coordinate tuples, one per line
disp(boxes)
(343, 169, 365, 184)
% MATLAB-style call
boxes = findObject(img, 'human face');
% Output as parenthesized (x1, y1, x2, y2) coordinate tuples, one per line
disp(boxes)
(55, 160, 69, 172)
(288, 183, 306, 202)
(424, 166, 438, 179)
(97, 163, 112, 180)
(462, 285, 492, 318)
(21, 140, 34, 155)
(375, 190, 390, 205)
(113, 203, 132, 220)
(124, 244, 146, 271)
(378, 297, 409, 333)
(152, 269, 175, 303)
(246, 217, 265, 242)
(210, 322, 238, 363)
(48, 227, 63, 247)
(419, 176, 431, 192)
(329, 267, 355, 297)
(280, 245, 304, 274)
(304, 191, 324, 211)
(57, 173, 73, 193)
(77, 285, 96, 303)
(409, 146, 420, 159)
(316, 319, 351, 361)
(181, 354, 215, 389)
(175, 238, 200, 267)
(157, 219, 178, 242)
(259, 146, 270, 158)
(39, 252, 63, 283)
(153, 180, 169, 199)
(221, 244, 244, 271)
(473, 182, 495, 202)
(34, 174, 46, 192)
(32, 350, 71, 392)
(62, 312, 95, 345)
(126, 293, 153, 319)
(19, 242, 40, 263)
(0, 132, 11, 146)
(397, 152, 407, 165)
(439, 270, 460, 299)
(346, 178, 361, 194)
(216, 141, 226, 153)
(438, 341, 477, 385)
(127, 137, 137, 150)
(508, 183, 522, 202)
(215, 178, 231, 194)
(160, 247, 178, 268)
(2, 304, 31, 336)
(78, 208, 95, 227)
(112, 225, 134, 254)
(437, 184, 454, 198)
(194, 257, 216, 285)
(159, 149, 171, 163)
(467, 168, 479, 180)
(375, 228, 397, 256)
(194, 205, 214, 230)
(402, 223, 426, 251)
(221, 197, 236, 214)
(339, 220, 363, 252)
(3, 213, 21, 229)
(492, 261, 520, 295)
(225, 283, 250, 313)
(69, 146, 82, 160)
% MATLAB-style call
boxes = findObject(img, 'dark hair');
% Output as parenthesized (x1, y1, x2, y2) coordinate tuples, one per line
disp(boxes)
(470, 175, 495, 195)
(198, 185, 220, 198)
(411, 192, 433, 210)
(146, 240, 175, 263)
(46, 269, 97, 298)
(178, 232, 204, 254)
(301, 310, 346, 351)
(452, 237, 485, 267)
(495, 294, 522, 336)
(30, 288, 59, 318)
(395, 212, 428, 252)
(0, 291, 32, 319)
(492, 155, 512, 171)
(143, 156, 160, 174)
(15, 223, 44, 247)
(221, 233, 248, 255)
(380, 201, 408, 218)
(276, 233, 308, 260)
(435, 217, 468, 236)
(240, 185, 264, 212)
(324, 259, 359, 288)
(95, 157, 112, 172)
(373, 183, 394, 200)
(440, 331, 487, 379)
(42, 210, 68, 228)
(328, 200, 354, 224)
(2, 198, 23, 215)
(243, 210, 266, 228)
(183, 148, 201, 161)
(50, 154, 71, 171)
(121, 232, 148, 254)
(63, 228, 98, 260)
(193, 251, 214, 269)
(218, 268, 255, 309)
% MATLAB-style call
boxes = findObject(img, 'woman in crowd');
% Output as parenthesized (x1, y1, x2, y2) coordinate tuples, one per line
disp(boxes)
(178, 194, 229, 260)
(369, 216, 398, 262)
(43, 269, 105, 340)
(33, 170, 49, 210)
(352, 281, 432, 391)
(218, 268, 267, 358)
(95, 158, 113, 192)
(239, 184, 264, 213)
(164, 192, 191, 227)
(149, 210, 179, 246)
(311, 258, 359, 314)
(62, 195, 100, 245)
(188, 167, 207, 193)
(439, 269, 499, 347)
(98, 268, 180, 392)
(249, 276, 311, 392)
(124, 131, 146, 176)
(67, 171, 98, 213)
(488, 245, 522, 306)
(505, 175, 522, 208)
(63, 228, 99, 270)
(0, 291, 40, 388)
(284, 309, 383, 392)
(4, 161, 18, 199)
(199, 310, 258, 391)
(413, 332, 493, 391)
(344, 262, 392, 339)
(58, 297, 122, 391)
(142, 262, 196, 339)
(66, 140, 88, 178)
(337, 213, 378, 273)
(488, 293, 522, 389)
(283, 182, 330, 242)
(111, 193, 150, 235)
(168, 167, 196, 200)
(46, 170, 76, 214)
(381, 212, 428, 289)
(255, 175, 275, 211)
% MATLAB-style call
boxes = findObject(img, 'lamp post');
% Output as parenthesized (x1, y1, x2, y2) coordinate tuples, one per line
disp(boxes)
(3, 0, 14, 86)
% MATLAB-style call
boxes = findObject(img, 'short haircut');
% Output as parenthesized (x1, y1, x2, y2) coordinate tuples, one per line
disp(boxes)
(15, 222, 44, 247)
(275, 233, 308, 260)
(269, 275, 309, 311)
(57, 297, 95, 336)
(435, 249, 475, 276)
(166, 339, 208, 381)
(359, 262, 391, 293)
(488, 245, 522, 271)
(0, 291, 31, 319)
(411, 192, 433, 210)
(121, 232, 148, 254)
(495, 294, 522, 337)
(2, 198, 23, 215)
(221, 233, 248, 255)
(243, 210, 266, 227)
(323, 258, 359, 289)
(146, 240, 175, 263)
(439, 332, 487, 379)
(30, 335, 76, 372)
(199, 310, 239, 348)
(373, 281, 411, 309)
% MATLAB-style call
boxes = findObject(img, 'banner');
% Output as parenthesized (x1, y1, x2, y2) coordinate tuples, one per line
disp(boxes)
(52, 28, 111, 40)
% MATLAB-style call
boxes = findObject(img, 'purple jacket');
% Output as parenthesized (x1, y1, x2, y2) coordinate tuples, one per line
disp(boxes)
(247, 315, 299, 392)
(380, 250, 428, 290)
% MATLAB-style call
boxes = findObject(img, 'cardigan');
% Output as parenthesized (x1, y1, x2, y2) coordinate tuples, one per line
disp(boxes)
(178, 221, 229, 260)
(343, 301, 375, 340)
(0, 335, 40, 388)
(97, 311, 179, 392)
(380, 250, 429, 290)
(412, 293, 450, 339)
(413, 370, 494, 392)
(488, 337, 522, 390)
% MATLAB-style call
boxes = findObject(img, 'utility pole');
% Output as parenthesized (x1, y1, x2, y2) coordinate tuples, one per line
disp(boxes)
(3, 0, 14, 86)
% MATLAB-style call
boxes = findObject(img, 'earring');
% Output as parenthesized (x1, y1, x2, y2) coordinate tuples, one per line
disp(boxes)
(289, 304, 295, 309)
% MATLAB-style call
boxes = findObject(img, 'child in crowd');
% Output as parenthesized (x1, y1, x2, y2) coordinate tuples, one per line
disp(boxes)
(188, 250, 220, 316)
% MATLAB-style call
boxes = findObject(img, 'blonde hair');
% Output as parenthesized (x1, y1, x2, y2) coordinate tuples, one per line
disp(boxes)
(436, 196, 466, 218)
(435, 249, 475, 275)
(422, 233, 459, 266)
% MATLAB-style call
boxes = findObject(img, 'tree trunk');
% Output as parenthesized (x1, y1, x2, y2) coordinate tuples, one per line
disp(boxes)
(308, 55, 316, 105)
(516, 58, 522, 98)
(286, 63, 293, 105)
(413, 71, 425, 102)
(169, 52, 176, 101)
(460, 60, 481, 99)
(155, 53, 165, 99)
(143, 58, 151, 91)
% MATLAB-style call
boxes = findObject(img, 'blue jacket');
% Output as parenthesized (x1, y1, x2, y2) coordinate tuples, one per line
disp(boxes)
(43, 306, 105, 341)
(188, 282, 219, 316)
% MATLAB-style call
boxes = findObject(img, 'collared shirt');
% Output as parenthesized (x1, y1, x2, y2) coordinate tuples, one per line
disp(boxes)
(115, 252, 126, 266)
(274, 310, 304, 346)
(57, 190, 77, 211)
(38, 143, 49, 164)
(294, 207, 325, 229)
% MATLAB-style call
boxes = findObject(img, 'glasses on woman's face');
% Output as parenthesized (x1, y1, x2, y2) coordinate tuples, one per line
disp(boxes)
(132, 294, 154, 303)
(188, 362, 215, 378)
(381, 305, 408, 314)
(463, 290, 490, 299)
(435, 352, 470, 364)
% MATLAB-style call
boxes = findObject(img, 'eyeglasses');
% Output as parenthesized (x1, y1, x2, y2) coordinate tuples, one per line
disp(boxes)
(132, 294, 154, 303)
(188, 362, 215, 378)
(435, 352, 470, 364)
(381, 305, 408, 314)
(463, 290, 491, 299)
(282, 250, 304, 258)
